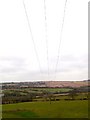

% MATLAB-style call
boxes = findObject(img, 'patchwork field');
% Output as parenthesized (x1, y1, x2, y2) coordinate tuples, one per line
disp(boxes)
(2, 100, 88, 118)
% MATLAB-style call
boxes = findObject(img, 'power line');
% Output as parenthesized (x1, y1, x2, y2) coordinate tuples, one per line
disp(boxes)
(54, 0, 68, 79)
(23, 0, 42, 74)
(44, 0, 49, 77)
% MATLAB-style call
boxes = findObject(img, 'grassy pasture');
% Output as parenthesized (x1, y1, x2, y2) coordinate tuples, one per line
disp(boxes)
(3, 87, 72, 94)
(30, 87, 72, 92)
(2, 100, 88, 118)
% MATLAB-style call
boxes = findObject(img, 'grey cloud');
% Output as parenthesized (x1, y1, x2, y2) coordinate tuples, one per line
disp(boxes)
(0, 54, 88, 82)
(0, 57, 27, 74)
(50, 54, 78, 63)
(60, 54, 78, 62)
(42, 54, 88, 74)
(54, 54, 88, 74)
(0, 57, 25, 65)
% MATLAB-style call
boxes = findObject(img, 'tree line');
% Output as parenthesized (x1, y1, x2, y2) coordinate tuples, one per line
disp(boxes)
(2, 88, 89, 104)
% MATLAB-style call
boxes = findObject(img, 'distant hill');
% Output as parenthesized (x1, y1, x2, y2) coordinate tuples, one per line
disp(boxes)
(2, 80, 89, 89)
(43, 81, 89, 88)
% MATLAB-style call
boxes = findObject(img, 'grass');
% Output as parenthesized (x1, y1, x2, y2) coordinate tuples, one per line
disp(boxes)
(2, 100, 88, 118)
(30, 88, 73, 92)
(4, 88, 72, 92)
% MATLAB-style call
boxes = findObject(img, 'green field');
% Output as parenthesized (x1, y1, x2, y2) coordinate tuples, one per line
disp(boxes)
(2, 100, 88, 118)
(3, 87, 73, 94)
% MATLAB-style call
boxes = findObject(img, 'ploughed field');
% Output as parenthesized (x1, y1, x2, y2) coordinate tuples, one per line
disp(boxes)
(2, 100, 88, 118)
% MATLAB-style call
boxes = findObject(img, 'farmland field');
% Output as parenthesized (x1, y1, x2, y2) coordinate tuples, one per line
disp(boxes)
(3, 87, 73, 93)
(2, 100, 88, 118)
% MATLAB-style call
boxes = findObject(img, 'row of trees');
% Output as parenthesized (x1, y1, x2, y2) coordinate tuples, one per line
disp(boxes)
(2, 89, 89, 104)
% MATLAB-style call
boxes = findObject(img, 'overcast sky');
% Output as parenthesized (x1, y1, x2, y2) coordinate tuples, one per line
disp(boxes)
(0, 0, 88, 83)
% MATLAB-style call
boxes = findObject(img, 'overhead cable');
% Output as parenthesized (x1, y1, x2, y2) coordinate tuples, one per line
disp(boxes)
(23, 0, 42, 74)
(55, 0, 68, 79)
(44, 0, 49, 77)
